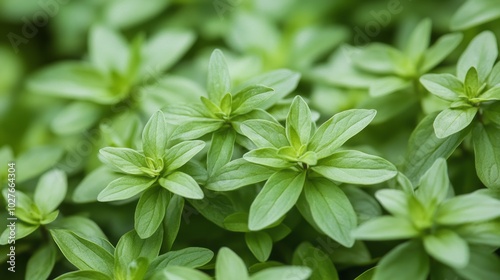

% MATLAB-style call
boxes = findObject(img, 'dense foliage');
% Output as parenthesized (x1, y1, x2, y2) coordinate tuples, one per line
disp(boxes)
(1, 0, 500, 279)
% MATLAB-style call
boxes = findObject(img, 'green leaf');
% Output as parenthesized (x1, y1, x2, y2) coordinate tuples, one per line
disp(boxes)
(148, 247, 214, 276)
(51, 101, 103, 135)
(354, 267, 375, 280)
(232, 85, 274, 115)
(142, 111, 168, 159)
(244, 148, 294, 169)
(420, 74, 463, 101)
(151, 266, 211, 280)
(457, 31, 498, 82)
(249, 170, 306, 230)
(140, 30, 195, 77)
(434, 107, 477, 138)
(188, 190, 235, 227)
(206, 159, 275, 191)
(245, 231, 273, 262)
(313, 150, 397, 185)
(456, 220, 500, 247)
(115, 229, 163, 278)
(27, 62, 118, 104)
(488, 61, 500, 86)
(16, 145, 64, 183)
(160, 172, 204, 199)
(208, 128, 236, 176)
(171, 119, 224, 140)
(216, 247, 249, 280)
(292, 242, 339, 280)
(89, 25, 129, 75)
(48, 216, 109, 247)
(164, 195, 185, 250)
(233, 69, 301, 109)
(50, 229, 114, 276)
(480, 85, 500, 100)
(454, 245, 500, 280)
(207, 49, 231, 103)
(416, 158, 450, 207)
(34, 169, 67, 215)
(373, 241, 429, 280)
(26, 243, 56, 280)
(402, 112, 469, 185)
(375, 189, 410, 217)
(404, 18, 432, 63)
(54, 271, 112, 280)
(223, 212, 250, 232)
(0, 222, 39, 245)
(99, 147, 147, 175)
(352, 43, 410, 76)
(354, 216, 418, 241)
(369, 76, 410, 97)
(98, 176, 155, 202)
(309, 109, 376, 159)
(240, 120, 289, 149)
(250, 266, 311, 280)
(304, 178, 356, 247)
(423, 229, 469, 268)
(165, 140, 205, 173)
(73, 166, 121, 203)
(473, 124, 500, 189)
(421, 33, 463, 73)
(135, 188, 169, 238)
(451, 0, 500, 30)
(436, 194, 500, 225)
(286, 96, 312, 148)
(465, 67, 481, 96)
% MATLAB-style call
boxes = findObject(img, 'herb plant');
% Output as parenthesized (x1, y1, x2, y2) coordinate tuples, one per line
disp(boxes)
(1, 1, 500, 279)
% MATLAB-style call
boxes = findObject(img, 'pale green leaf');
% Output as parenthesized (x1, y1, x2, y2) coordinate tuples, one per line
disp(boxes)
(433, 107, 477, 138)
(354, 216, 419, 241)
(216, 247, 249, 280)
(305, 178, 356, 247)
(89, 25, 129, 75)
(423, 229, 469, 268)
(142, 111, 168, 159)
(208, 128, 236, 176)
(34, 169, 67, 215)
(245, 231, 273, 262)
(313, 150, 397, 185)
(232, 85, 274, 115)
(26, 244, 56, 280)
(457, 31, 498, 82)
(98, 176, 155, 202)
(207, 49, 231, 103)
(373, 241, 429, 280)
(473, 123, 500, 189)
(164, 195, 185, 250)
(292, 242, 339, 280)
(206, 158, 275, 191)
(50, 229, 114, 276)
(99, 147, 147, 175)
(309, 109, 376, 159)
(249, 170, 306, 230)
(240, 120, 289, 149)
(160, 172, 204, 199)
(436, 194, 500, 225)
(286, 96, 312, 147)
(134, 188, 169, 238)
(404, 18, 432, 63)
(421, 33, 463, 73)
(250, 266, 311, 280)
(165, 140, 205, 173)
(416, 158, 450, 207)
(420, 73, 463, 101)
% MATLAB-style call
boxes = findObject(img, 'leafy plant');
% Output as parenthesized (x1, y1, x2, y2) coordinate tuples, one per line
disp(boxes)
(2, 1, 500, 279)
(355, 158, 500, 280)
